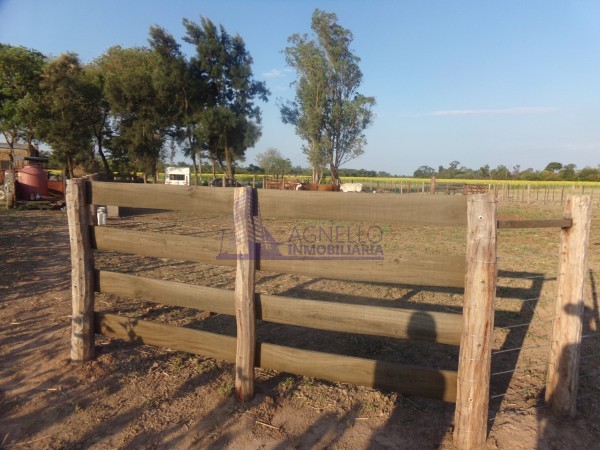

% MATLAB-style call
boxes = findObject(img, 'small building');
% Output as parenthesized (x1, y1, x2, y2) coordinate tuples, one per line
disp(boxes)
(165, 167, 190, 186)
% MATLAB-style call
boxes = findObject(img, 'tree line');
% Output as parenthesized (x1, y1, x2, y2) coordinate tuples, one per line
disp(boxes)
(414, 161, 600, 182)
(0, 17, 268, 181)
(0, 9, 375, 185)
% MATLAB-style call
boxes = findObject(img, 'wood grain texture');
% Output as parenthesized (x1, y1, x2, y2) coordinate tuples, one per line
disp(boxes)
(66, 179, 95, 362)
(233, 187, 257, 401)
(258, 341, 458, 402)
(4, 170, 15, 208)
(95, 270, 463, 345)
(454, 192, 497, 450)
(91, 226, 466, 288)
(88, 181, 467, 226)
(95, 312, 236, 362)
(95, 312, 457, 402)
(545, 195, 592, 416)
(497, 219, 572, 229)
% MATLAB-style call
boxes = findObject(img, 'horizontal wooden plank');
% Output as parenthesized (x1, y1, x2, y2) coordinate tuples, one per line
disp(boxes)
(88, 181, 467, 226)
(257, 189, 467, 227)
(95, 312, 457, 401)
(96, 270, 463, 345)
(88, 181, 234, 215)
(91, 226, 465, 288)
(497, 219, 572, 229)
(95, 312, 236, 362)
(95, 270, 236, 315)
(258, 340, 457, 402)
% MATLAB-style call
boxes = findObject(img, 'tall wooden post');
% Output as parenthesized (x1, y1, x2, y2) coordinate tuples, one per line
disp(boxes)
(430, 176, 436, 195)
(4, 169, 15, 208)
(545, 195, 592, 416)
(66, 179, 95, 362)
(454, 192, 497, 449)
(233, 187, 257, 401)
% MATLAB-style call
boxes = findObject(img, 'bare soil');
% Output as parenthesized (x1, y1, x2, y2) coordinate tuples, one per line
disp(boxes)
(1, 200, 599, 449)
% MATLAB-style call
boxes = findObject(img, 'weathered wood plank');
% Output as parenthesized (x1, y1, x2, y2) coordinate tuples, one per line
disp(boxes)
(95, 270, 463, 345)
(89, 181, 234, 214)
(66, 179, 95, 362)
(88, 181, 467, 226)
(95, 313, 457, 402)
(454, 192, 497, 449)
(233, 187, 257, 401)
(91, 226, 466, 288)
(545, 195, 592, 416)
(497, 219, 572, 229)
(95, 270, 235, 314)
(95, 312, 236, 362)
(259, 341, 457, 402)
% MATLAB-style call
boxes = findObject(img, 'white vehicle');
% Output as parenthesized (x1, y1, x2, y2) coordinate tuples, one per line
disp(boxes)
(165, 167, 190, 186)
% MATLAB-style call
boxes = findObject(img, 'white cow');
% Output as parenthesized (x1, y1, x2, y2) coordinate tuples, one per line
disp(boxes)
(340, 183, 363, 193)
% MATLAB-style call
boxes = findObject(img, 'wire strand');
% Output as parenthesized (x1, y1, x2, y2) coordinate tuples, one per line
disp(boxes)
(496, 319, 554, 330)
(493, 343, 550, 355)
(490, 384, 545, 400)
(491, 363, 547, 377)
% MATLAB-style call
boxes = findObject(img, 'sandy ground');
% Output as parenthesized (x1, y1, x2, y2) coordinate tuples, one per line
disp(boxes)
(1, 202, 599, 449)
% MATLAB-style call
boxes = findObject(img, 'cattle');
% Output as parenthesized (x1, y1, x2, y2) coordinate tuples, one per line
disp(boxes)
(340, 183, 363, 193)
(296, 183, 340, 191)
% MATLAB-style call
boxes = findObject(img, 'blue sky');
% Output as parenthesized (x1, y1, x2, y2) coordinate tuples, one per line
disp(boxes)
(1, 0, 599, 175)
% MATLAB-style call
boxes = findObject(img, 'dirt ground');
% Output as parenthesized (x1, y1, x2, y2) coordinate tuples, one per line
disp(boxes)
(1, 197, 599, 449)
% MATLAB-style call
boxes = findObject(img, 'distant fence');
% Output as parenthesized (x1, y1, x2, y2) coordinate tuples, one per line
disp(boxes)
(66, 181, 591, 449)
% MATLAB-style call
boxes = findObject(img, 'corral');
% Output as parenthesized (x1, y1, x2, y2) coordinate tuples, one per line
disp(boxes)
(0, 183, 598, 449)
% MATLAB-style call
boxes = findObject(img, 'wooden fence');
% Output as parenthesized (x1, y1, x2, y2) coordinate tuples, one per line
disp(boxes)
(66, 180, 591, 450)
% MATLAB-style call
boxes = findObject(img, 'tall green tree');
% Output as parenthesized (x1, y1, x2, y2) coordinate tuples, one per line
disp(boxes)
(281, 32, 329, 183)
(148, 25, 207, 184)
(282, 9, 375, 185)
(183, 17, 269, 180)
(0, 44, 47, 159)
(99, 46, 169, 182)
(38, 53, 102, 177)
(84, 62, 113, 176)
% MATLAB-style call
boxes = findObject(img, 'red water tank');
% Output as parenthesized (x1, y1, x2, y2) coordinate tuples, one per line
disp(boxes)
(18, 165, 48, 199)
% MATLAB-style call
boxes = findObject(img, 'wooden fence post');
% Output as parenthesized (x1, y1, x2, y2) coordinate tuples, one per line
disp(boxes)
(66, 179, 95, 362)
(430, 176, 436, 195)
(545, 195, 592, 416)
(4, 169, 15, 208)
(454, 192, 497, 449)
(233, 187, 257, 401)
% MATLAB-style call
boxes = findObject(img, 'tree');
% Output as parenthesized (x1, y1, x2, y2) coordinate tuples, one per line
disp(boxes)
(448, 160, 460, 175)
(560, 163, 576, 180)
(183, 17, 269, 180)
(413, 165, 435, 178)
(490, 164, 510, 180)
(256, 147, 292, 178)
(38, 53, 104, 177)
(99, 46, 169, 182)
(544, 162, 563, 173)
(83, 63, 113, 176)
(148, 24, 208, 185)
(0, 44, 47, 159)
(282, 9, 375, 185)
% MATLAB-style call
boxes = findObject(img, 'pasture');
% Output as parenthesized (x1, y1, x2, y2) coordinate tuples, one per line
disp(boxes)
(0, 189, 599, 449)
